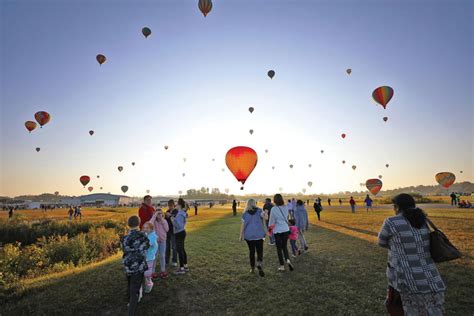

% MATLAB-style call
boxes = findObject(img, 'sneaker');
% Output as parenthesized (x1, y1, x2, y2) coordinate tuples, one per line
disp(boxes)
(173, 268, 186, 275)
(304, 246, 309, 251)
(269, 242, 275, 246)
(291, 254, 297, 258)
(257, 266, 265, 277)
(160, 272, 168, 279)
(250, 268, 255, 273)
(286, 259, 294, 271)
(152, 272, 159, 279)
(184, 266, 190, 272)
(278, 266, 285, 272)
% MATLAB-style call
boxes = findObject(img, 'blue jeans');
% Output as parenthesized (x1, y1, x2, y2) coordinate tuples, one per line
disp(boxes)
(166, 233, 177, 264)
(290, 239, 298, 255)
(155, 240, 167, 273)
(351, 205, 355, 213)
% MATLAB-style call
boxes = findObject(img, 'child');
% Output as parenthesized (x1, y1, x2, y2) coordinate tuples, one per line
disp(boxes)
(122, 216, 150, 315)
(288, 219, 300, 257)
(173, 198, 189, 274)
(143, 222, 158, 293)
(150, 208, 169, 279)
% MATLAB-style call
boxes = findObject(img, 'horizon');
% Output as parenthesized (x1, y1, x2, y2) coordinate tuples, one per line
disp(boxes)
(1, 1, 473, 197)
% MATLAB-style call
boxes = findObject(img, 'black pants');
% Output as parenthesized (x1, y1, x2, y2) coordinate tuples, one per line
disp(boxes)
(127, 273, 143, 316)
(175, 231, 187, 268)
(315, 210, 321, 220)
(245, 239, 263, 268)
(274, 231, 290, 265)
(166, 233, 177, 265)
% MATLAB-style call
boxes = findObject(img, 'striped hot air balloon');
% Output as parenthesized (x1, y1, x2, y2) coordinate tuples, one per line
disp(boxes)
(25, 121, 37, 133)
(366, 179, 383, 195)
(435, 172, 456, 189)
(198, 0, 212, 17)
(372, 86, 394, 109)
(34, 111, 51, 127)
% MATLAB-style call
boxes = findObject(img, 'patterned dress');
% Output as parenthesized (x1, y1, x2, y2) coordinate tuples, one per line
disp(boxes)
(378, 214, 446, 316)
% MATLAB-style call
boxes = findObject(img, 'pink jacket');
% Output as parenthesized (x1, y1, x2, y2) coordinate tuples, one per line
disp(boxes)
(150, 213, 169, 242)
(289, 225, 299, 241)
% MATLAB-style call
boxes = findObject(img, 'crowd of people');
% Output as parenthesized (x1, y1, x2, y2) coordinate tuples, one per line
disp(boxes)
(450, 192, 473, 208)
(67, 206, 82, 220)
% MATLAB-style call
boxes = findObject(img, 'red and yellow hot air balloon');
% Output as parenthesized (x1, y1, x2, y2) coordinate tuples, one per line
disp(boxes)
(88, 186, 93, 192)
(341, 133, 346, 139)
(25, 121, 37, 133)
(372, 86, 394, 109)
(435, 172, 456, 189)
(198, 0, 212, 17)
(96, 54, 106, 65)
(366, 179, 383, 195)
(34, 111, 51, 127)
(225, 146, 258, 190)
(80, 175, 90, 187)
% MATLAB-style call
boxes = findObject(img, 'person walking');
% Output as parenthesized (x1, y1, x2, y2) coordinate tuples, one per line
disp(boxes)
(449, 192, 457, 206)
(263, 198, 275, 245)
(339, 198, 343, 206)
(378, 193, 446, 315)
(194, 202, 198, 216)
(364, 195, 373, 212)
(239, 199, 266, 277)
(327, 198, 332, 206)
(138, 195, 155, 229)
(173, 198, 189, 274)
(8, 206, 14, 220)
(349, 196, 356, 213)
(294, 200, 309, 252)
(165, 200, 178, 268)
(268, 194, 294, 272)
(313, 199, 322, 221)
(232, 200, 237, 216)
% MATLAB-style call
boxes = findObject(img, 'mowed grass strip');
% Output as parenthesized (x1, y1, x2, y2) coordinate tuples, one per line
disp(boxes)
(1, 207, 473, 315)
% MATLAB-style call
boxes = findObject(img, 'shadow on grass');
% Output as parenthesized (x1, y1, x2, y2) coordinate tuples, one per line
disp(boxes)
(1, 213, 473, 315)
(322, 221, 379, 237)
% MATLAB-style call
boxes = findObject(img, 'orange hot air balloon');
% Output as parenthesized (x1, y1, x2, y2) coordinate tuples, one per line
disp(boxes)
(80, 175, 90, 187)
(341, 133, 346, 139)
(89, 130, 94, 136)
(435, 172, 456, 189)
(198, 0, 212, 17)
(383, 117, 388, 122)
(372, 86, 394, 109)
(225, 146, 258, 190)
(96, 54, 106, 65)
(34, 111, 51, 127)
(88, 186, 93, 192)
(366, 179, 383, 195)
(267, 70, 275, 79)
(25, 121, 37, 133)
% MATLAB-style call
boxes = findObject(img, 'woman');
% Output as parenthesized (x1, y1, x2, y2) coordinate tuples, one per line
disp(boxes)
(173, 198, 188, 274)
(378, 193, 446, 315)
(294, 200, 309, 252)
(239, 199, 266, 277)
(269, 194, 294, 272)
(150, 208, 169, 279)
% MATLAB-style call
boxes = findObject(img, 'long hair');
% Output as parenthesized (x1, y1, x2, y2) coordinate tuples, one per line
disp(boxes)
(274, 194, 284, 206)
(392, 193, 427, 229)
(245, 199, 257, 212)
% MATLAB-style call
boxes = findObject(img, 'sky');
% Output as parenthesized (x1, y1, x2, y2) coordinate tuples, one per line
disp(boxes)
(1, 0, 473, 197)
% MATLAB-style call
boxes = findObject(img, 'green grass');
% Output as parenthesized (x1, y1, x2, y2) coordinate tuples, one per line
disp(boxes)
(1, 206, 473, 315)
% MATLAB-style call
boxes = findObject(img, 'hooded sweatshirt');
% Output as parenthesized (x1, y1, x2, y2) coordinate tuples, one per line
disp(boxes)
(150, 213, 169, 242)
(241, 208, 266, 240)
(173, 209, 187, 234)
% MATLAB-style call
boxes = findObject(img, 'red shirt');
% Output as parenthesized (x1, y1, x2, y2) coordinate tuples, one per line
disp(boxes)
(349, 199, 356, 206)
(138, 203, 155, 229)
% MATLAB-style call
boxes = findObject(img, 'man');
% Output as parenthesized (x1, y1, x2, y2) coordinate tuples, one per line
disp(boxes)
(327, 198, 331, 206)
(450, 192, 457, 206)
(313, 199, 322, 221)
(138, 195, 155, 229)
(165, 199, 178, 267)
(194, 202, 198, 216)
(349, 196, 356, 213)
(232, 200, 237, 216)
(263, 198, 275, 245)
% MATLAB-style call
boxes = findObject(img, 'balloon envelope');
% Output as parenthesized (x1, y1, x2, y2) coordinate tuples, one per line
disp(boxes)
(121, 185, 129, 193)
(89, 130, 94, 136)
(35, 147, 41, 152)
(383, 117, 388, 122)
(366, 179, 383, 195)
(164, 145, 169, 150)
(225, 146, 258, 189)
(372, 86, 394, 109)
(249, 129, 253, 135)
(96, 54, 106, 65)
(118, 166, 123, 172)
(352, 165, 357, 170)
(132, 162, 135, 166)
(80, 176, 90, 187)
(248, 107, 254, 114)
(307, 181, 313, 187)
(142, 27, 151, 38)
(346, 68, 352, 75)
(34, 111, 51, 127)
(267, 70, 275, 79)
(88, 186, 93, 192)
(341, 133, 346, 139)
(25, 121, 37, 132)
(198, 0, 212, 17)
(435, 172, 456, 189)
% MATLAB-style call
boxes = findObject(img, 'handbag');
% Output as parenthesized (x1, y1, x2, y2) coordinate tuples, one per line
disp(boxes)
(385, 286, 404, 316)
(426, 218, 461, 263)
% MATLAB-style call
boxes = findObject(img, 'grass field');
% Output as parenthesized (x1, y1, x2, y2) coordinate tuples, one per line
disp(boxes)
(1, 204, 473, 315)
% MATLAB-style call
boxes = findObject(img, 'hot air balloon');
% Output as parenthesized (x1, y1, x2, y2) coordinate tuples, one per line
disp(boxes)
(383, 117, 388, 122)
(25, 121, 37, 133)
(249, 129, 254, 135)
(279, 187, 283, 192)
(267, 70, 275, 79)
(89, 130, 94, 136)
(34, 111, 51, 127)
(88, 186, 93, 192)
(249, 107, 254, 114)
(183, 158, 187, 162)
(307, 181, 313, 187)
(178, 190, 183, 195)
(212, 158, 215, 162)
(100, 187, 103, 190)
(302, 188, 307, 193)
(321, 150, 324, 154)
(97, 175, 100, 178)
(372, 86, 394, 109)
(80, 175, 90, 187)
(146, 189, 150, 194)
(132, 162, 135, 166)
(308, 164, 312, 168)
(346, 68, 352, 75)
(366, 179, 383, 195)
(96, 54, 106, 65)
(221, 168, 225, 172)
(272, 166, 275, 170)
(378, 175, 383, 179)
(435, 172, 456, 189)
(386, 164, 389, 168)
(225, 146, 258, 190)
(142, 27, 151, 38)
(460, 171, 463, 174)
(352, 165, 357, 170)
(182, 173, 186, 177)
(35, 147, 41, 152)
(118, 166, 123, 172)
(198, 0, 212, 17)
(342, 160, 346, 164)
(121, 185, 129, 193)
(265, 149, 268, 153)
(164, 145, 169, 150)
(54, 191, 59, 196)
(289, 164, 294, 169)
(341, 133, 346, 139)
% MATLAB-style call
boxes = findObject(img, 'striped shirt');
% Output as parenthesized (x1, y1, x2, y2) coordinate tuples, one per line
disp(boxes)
(378, 214, 446, 294)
